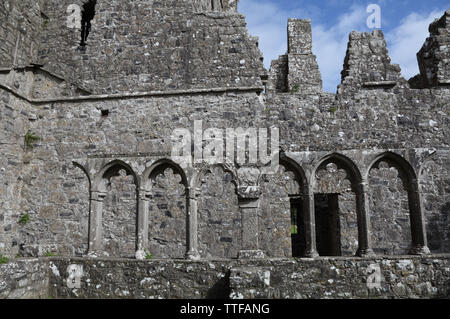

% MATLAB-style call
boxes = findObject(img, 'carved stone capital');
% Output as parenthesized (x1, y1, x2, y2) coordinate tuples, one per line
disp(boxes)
(237, 186, 261, 200)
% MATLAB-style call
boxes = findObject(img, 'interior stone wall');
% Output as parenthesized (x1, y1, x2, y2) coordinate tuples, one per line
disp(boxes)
(0, 0, 43, 67)
(259, 165, 300, 258)
(37, 0, 265, 94)
(102, 171, 137, 258)
(369, 163, 412, 255)
(198, 166, 242, 259)
(420, 153, 450, 253)
(148, 167, 187, 259)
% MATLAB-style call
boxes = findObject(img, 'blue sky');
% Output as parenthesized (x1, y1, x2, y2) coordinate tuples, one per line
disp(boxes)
(238, 0, 449, 92)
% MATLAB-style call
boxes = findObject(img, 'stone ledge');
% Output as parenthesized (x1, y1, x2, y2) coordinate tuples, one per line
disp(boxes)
(0, 82, 264, 104)
(438, 79, 450, 85)
(21, 253, 450, 263)
(362, 81, 397, 88)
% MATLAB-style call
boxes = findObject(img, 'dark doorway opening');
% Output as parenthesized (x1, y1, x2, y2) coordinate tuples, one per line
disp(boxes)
(315, 194, 341, 256)
(80, 0, 97, 46)
(290, 197, 306, 257)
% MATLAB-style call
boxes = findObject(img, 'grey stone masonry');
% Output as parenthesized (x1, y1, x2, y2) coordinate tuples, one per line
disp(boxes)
(0, 0, 43, 68)
(1, 255, 450, 299)
(287, 19, 323, 94)
(45, 255, 450, 299)
(267, 19, 323, 94)
(0, 1, 449, 299)
(414, 9, 450, 88)
(0, 258, 48, 299)
(339, 30, 407, 93)
(36, 0, 265, 94)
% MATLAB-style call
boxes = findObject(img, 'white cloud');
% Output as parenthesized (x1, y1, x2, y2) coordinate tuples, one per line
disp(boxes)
(311, 5, 368, 92)
(239, 1, 446, 93)
(239, 1, 369, 92)
(238, 1, 303, 66)
(385, 10, 445, 80)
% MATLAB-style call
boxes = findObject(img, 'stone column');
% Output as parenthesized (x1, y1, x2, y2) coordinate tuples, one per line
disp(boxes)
(135, 189, 149, 260)
(287, 19, 323, 94)
(408, 180, 431, 255)
(302, 190, 319, 258)
(355, 182, 375, 257)
(87, 191, 106, 257)
(186, 188, 200, 260)
(237, 186, 265, 259)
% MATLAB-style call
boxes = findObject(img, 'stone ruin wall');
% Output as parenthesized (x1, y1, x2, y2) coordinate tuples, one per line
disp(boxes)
(1, 256, 450, 299)
(37, 0, 263, 94)
(0, 1, 449, 299)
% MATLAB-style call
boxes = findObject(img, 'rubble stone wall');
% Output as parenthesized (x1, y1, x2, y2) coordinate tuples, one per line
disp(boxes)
(44, 256, 450, 299)
(0, 1, 449, 299)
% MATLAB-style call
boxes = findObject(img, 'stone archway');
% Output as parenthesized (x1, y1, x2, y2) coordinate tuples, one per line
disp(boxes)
(88, 160, 139, 258)
(368, 152, 430, 255)
(312, 153, 373, 257)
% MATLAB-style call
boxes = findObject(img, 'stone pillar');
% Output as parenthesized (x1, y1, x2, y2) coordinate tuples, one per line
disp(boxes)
(355, 182, 375, 257)
(87, 191, 106, 257)
(186, 188, 200, 260)
(302, 190, 319, 258)
(237, 186, 264, 259)
(286, 19, 323, 94)
(408, 180, 431, 255)
(135, 189, 149, 260)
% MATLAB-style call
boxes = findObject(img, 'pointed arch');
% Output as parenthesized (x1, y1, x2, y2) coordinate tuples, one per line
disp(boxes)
(313, 153, 363, 186)
(279, 154, 309, 190)
(72, 161, 92, 191)
(87, 159, 139, 258)
(191, 163, 238, 196)
(367, 151, 417, 186)
(93, 159, 139, 192)
(142, 158, 190, 259)
(143, 158, 189, 191)
(259, 155, 308, 257)
(368, 151, 430, 255)
(71, 161, 91, 256)
(311, 153, 370, 257)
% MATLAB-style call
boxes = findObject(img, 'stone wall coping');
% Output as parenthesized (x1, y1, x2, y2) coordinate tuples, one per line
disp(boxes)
(6, 254, 450, 265)
(0, 82, 263, 104)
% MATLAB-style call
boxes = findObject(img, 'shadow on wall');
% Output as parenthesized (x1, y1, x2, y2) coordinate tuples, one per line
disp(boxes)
(427, 202, 450, 252)
(206, 270, 231, 299)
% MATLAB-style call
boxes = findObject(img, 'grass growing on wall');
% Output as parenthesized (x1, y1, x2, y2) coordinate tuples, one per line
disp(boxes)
(0, 255, 8, 264)
(19, 213, 30, 225)
(24, 130, 41, 149)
